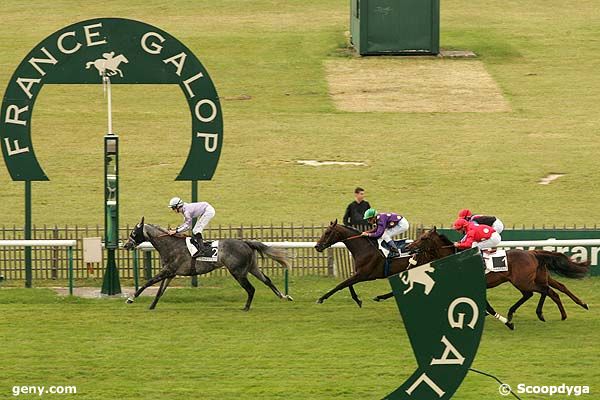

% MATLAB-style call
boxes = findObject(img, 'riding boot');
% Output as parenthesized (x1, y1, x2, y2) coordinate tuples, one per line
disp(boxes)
(192, 232, 205, 258)
(387, 240, 400, 258)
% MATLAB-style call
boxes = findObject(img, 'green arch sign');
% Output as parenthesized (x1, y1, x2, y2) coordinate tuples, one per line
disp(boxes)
(0, 17, 222, 181)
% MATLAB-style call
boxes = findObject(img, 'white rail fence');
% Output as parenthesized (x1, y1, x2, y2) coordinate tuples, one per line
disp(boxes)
(1, 239, 598, 295)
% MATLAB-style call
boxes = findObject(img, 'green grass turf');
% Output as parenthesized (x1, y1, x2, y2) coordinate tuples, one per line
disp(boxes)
(1, 1, 600, 227)
(0, 276, 599, 399)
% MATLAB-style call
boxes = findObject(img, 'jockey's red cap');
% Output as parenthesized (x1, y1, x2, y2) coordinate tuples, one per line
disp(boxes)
(458, 209, 472, 219)
(453, 218, 469, 230)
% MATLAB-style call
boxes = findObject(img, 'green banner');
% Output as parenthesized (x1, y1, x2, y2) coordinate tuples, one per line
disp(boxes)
(385, 248, 486, 399)
(440, 228, 600, 276)
(1, 17, 222, 181)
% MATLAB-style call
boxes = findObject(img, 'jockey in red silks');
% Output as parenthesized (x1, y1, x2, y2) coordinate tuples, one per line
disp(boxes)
(453, 218, 501, 251)
(458, 209, 505, 234)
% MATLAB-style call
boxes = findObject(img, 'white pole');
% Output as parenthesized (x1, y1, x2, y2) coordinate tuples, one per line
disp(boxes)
(104, 74, 113, 135)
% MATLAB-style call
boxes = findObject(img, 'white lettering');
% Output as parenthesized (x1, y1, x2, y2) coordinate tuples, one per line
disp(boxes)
(591, 247, 600, 265)
(141, 31, 165, 55)
(5, 105, 29, 126)
(405, 373, 445, 398)
(571, 246, 587, 263)
(28, 47, 57, 76)
(16, 78, 41, 99)
(197, 132, 219, 152)
(430, 335, 465, 365)
(182, 72, 204, 98)
(448, 297, 479, 329)
(163, 52, 187, 76)
(83, 23, 107, 47)
(4, 138, 30, 156)
(57, 31, 82, 54)
(194, 99, 217, 123)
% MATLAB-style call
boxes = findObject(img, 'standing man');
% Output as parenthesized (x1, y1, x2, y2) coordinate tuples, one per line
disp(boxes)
(167, 197, 215, 257)
(343, 187, 371, 229)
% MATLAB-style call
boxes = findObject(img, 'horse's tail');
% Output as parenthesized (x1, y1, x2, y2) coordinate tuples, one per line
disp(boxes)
(85, 61, 94, 69)
(532, 250, 590, 279)
(244, 241, 291, 269)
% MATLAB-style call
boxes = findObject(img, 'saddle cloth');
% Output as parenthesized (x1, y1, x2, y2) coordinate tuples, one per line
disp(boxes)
(377, 238, 412, 258)
(185, 238, 219, 262)
(482, 249, 508, 274)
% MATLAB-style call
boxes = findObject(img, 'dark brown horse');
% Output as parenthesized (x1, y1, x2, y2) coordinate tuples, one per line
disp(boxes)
(374, 228, 590, 329)
(314, 220, 443, 307)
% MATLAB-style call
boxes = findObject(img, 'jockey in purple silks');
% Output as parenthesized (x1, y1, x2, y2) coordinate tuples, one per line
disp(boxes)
(361, 208, 410, 258)
(167, 197, 215, 258)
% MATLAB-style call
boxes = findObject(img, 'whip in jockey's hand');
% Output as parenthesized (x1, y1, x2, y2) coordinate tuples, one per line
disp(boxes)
(168, 197, 216, 258)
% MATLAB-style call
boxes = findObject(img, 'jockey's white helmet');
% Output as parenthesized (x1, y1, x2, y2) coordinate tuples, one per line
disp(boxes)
(168, 197, 184, 209)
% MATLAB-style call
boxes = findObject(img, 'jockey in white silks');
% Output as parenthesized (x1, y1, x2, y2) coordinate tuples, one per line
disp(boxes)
(167, 197, 216, 257)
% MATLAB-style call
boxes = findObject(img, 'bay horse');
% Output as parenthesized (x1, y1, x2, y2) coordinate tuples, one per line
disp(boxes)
(313, 220, 445, 307)
(374, 228, 590, 329)
(123, 217, 293, 311)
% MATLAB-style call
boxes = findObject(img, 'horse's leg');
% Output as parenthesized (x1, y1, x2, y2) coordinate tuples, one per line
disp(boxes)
(231, 274, 255, 311)
(348, 285, 362, 308)
(373, 291, 394, 302)
(507, 291, 533, 322)
(486, 300, 514, 330)
(149, 276, 174, 310)
(546, 287, 568, 320)
(317, 273, 364, 304)
(549, 277, 589, 310)
(536, 292, 548, 322)
(248, 262, 292, 301)
(126, 271, 168, 303)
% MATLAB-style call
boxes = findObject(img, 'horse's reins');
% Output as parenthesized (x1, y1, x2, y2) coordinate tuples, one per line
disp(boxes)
(156, 233, 186, 238)
(343, 234, 364, 241)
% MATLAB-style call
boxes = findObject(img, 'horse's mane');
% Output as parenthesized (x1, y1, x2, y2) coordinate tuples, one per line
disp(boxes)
(435, 232, 454, 246)
(145, 224, 169, 234)
(339, 224, 362, 234)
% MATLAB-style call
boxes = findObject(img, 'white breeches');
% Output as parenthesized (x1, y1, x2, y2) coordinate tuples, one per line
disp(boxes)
(192, 206, 215, 234)
(381, 218, 410, 242)
(472, 232, 502, 250)
(492, 219, 504, 234)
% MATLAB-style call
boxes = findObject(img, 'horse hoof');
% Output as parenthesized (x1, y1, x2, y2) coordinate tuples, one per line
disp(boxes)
(357, 300, 363, 308)
(284, 295, 294, 301)
(505, 322, 515, 331)
(537, 314, 545, 322)
(561, 315, 567, 321)
(242, 307, 250, 312)
(126, 297, 134, 304)
(372, 297, 381, 302)
(583, 303, 589, 310)
(316, 299, 323, 304)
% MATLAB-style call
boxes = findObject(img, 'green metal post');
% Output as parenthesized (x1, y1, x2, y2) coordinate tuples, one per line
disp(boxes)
(68, 246, 73, 296)
(133, 249, 139, 291)
(190, 180, 199, 288)
(24, 181, 32, 288)
(143, 251, 152, 280)
(284, 268, 289, 296)
(101, 130, 121, 295)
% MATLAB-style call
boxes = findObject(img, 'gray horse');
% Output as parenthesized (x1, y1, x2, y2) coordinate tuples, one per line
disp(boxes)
(123, 217, 293, 311)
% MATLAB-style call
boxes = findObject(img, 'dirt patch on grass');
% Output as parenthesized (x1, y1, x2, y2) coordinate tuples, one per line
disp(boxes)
(325, 59, 510, 113)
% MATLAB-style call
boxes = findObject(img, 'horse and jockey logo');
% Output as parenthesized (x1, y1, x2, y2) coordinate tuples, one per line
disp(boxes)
(399, 264, 436, 295)
(85, 52, 129, 78)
